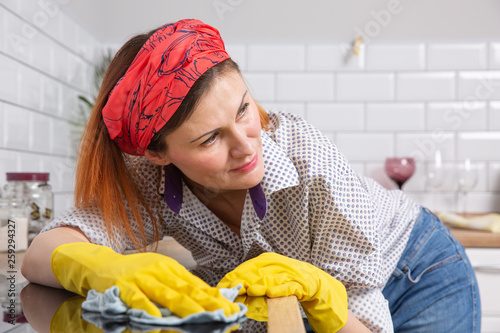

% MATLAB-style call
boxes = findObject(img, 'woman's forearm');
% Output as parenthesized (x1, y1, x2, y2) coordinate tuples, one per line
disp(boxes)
(338, 310, 372, 332)
(21, 227, 90, 288)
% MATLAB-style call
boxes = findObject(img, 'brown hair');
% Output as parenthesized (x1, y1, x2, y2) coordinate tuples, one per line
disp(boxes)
(74, 27, 270, 251)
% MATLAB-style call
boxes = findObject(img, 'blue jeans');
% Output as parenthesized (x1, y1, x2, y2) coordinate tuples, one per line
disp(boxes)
(302, 207, 481, 332)
(382, 207, 481, 332)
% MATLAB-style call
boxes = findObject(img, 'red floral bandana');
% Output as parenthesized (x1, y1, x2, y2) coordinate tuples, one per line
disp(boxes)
(102, 19, 230, 155)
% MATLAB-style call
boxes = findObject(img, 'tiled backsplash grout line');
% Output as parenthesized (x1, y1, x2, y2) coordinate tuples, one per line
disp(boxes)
(0, 146, 75, 160)
(0, 50, 91, 96)
(0, 97, 78, 123)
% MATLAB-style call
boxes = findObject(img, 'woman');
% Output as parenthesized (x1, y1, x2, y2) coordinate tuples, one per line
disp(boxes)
(21, 19, 480, 332)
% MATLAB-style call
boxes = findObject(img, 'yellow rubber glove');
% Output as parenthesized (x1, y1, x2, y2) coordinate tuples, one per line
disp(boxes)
(234, 295, 268, 322)
(217, 253, 348, 333)
(51, 242, 240, 318)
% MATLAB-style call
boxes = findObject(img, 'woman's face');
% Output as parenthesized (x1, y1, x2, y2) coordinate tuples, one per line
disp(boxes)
(160, 70, 264, 193)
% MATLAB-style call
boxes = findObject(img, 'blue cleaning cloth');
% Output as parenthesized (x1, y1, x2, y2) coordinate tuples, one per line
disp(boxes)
(81, 285, 247, 327)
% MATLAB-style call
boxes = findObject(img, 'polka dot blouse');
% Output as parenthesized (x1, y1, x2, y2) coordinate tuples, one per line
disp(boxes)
(44, 112, 421, 332)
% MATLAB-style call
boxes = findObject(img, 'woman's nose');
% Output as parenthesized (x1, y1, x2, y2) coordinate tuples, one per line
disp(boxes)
(229, 130, 254, 158)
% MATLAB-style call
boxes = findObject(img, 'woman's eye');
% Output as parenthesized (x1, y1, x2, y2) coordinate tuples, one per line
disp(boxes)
(202, 132, 219, 146)
(200, 103, 249, 147)
(238, 103, 249, 116)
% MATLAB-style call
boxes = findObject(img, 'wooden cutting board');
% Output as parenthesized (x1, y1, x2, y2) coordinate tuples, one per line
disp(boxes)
(447, 226, 500, 248)
(444, 212, 500, 248)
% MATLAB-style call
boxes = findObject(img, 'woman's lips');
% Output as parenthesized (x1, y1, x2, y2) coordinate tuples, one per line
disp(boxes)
(231, 154, 258, 173)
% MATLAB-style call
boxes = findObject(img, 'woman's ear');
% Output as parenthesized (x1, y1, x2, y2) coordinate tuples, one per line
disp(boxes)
(144, 150, 171, 166)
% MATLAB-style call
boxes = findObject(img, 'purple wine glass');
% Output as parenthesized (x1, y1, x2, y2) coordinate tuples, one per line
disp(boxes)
(385, 157, 416, 190)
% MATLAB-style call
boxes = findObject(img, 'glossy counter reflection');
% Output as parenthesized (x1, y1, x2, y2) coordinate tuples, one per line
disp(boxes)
(16, 283, 269, 333)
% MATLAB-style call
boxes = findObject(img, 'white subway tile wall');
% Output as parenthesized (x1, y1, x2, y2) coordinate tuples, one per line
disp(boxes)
(262, 102, 305, 118)
(0, 2, 99, 216)
(337, 73, 394, 101)
(428, 43, 488, 70)
(244, 73, 275, 101)
(366, 103, 425, 131)
(225, 44, 246, 70)
(457, 132, 500, 161)
(490, 163, 500, 192)
(307, 44, 365, 71)
(0, 103, 4, 148)
(248, 45, 305, 71)
(366, 44, 426, 71)
(0, 7, 5, 52)
(4, 104, 30, 151)
(276, 73, 334, 101)
(0, 53, 18, 103)
(397, 72, 456, 101)
(1, 3, 499, 214)
(491, 43, 500, 69)
(427, 102, 488, 131)
(336, 133, 394, 161)
(238, 42, 500, 213)
(491, 102, 500, 130)
(395, 132, 456, 160)
(308, 103, 364, 132)
(458, 71, 500, 101)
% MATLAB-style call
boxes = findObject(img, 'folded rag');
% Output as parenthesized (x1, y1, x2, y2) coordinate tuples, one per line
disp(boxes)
(438, 212, 500, 233)
(81, 285, 247, 329)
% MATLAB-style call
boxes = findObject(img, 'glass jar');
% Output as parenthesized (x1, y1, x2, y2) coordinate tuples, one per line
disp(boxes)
(3, 173, 54, 240)
(0, 197, 8, 228)
(0, 198, 29, 251)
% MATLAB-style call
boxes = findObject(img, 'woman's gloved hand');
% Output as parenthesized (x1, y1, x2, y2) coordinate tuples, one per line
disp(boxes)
(217, 252, 348, 333)
(233, 295, 268, 322)
(51, 242, 241, 318)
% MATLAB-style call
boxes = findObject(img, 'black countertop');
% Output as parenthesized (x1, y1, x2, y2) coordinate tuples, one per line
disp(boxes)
(5, 283, 276, 333)
(1, 281, 273, 333)
(0, 250, 268, 333)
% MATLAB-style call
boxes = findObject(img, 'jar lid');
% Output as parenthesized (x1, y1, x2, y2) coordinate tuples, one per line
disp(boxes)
(6, 172, 49, 182)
